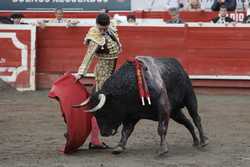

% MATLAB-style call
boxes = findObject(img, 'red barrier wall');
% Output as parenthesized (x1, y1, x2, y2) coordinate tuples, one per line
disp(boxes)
(186, 27, 250, 75)
(0, 25, 36, 91)
(36, 24, 250, 89)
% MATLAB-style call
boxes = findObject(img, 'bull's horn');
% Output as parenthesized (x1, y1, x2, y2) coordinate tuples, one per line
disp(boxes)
(72, 97, 90, 108)
(87, 94, 106, 112)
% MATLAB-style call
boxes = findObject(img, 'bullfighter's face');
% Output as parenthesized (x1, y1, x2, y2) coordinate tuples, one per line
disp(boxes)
(97, 24, 109, 35)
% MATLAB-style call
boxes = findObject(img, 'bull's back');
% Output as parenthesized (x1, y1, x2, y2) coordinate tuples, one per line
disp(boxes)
(102, 57, 195, 114)
(102, 62, 139, 98)
(155, 57, 194, 109)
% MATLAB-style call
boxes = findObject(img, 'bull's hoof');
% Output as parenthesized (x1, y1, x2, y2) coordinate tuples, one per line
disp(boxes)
(200, 136, 209, 147)
(158, 147, 168, 156)
(193, 140, 200, 147)
(112, 146, 125, 154)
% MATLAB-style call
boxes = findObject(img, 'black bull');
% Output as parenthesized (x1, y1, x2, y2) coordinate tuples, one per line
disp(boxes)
(75, 56, 208, 155)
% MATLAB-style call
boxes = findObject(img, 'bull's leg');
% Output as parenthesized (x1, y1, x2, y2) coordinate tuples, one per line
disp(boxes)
(186, 92, 209, 147)
(171, 110, 199, 146)
(157, 92, 170, 156)
(112, 119, 139, 154)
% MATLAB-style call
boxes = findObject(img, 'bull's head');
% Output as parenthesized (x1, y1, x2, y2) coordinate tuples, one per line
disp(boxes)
(73, 93, 122, 137)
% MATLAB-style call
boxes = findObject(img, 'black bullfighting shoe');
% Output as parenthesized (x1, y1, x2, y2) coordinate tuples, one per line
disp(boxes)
(88, 142, 111, 150)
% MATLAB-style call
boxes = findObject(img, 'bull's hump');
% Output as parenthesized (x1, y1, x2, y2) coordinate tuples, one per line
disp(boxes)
(136, 56, 165, 90)
(102, 62, 137, 95)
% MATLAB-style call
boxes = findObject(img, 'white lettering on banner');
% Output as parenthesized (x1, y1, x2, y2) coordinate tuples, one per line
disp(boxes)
(238, 13, 245, 22)
(229, 13, 245, 22)
(0, 58, 6, 64)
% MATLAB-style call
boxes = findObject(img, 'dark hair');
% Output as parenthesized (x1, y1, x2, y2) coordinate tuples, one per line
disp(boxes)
(127, 14, 136, 22)
(168, 7, 179, 14)
(96, 13, 110, 26)
(10, 13, 24, 19)
(0, 16, 12, 24)
(220, 5, 227, 9)
(100, 7, 109, 13)
(55, 8, 63, 12)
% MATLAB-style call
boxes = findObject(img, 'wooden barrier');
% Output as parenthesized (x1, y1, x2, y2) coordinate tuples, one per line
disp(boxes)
(0, 25, 36, 91)
(35, 23, 250, 89)
(1, 22, 250, 90)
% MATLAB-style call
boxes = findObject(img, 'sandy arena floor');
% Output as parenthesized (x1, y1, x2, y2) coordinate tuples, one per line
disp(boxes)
(0, 86, 250, 167)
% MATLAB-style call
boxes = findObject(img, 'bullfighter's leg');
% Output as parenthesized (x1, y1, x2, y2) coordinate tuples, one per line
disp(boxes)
(186, 92, 209, 147)
(171, 110, 199, 146)
(112, 119, 139, 154)
(157, 92, 170, 155)
(90, 117, 102, 145)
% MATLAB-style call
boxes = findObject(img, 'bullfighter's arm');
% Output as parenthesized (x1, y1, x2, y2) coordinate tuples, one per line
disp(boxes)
(77, 41, 98, 76)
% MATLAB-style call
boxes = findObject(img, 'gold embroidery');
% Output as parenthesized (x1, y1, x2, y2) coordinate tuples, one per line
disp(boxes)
(79, 25, 121, 91)
(95, 59, 117, 91)
(77, 41, 98, 76)
(84, 26, 105, 46)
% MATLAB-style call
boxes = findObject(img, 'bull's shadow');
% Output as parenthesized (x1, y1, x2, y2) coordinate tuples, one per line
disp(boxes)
(69, 141, 208, 158)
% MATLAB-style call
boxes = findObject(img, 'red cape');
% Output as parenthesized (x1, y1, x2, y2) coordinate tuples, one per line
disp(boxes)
(48, 73, 92, 154)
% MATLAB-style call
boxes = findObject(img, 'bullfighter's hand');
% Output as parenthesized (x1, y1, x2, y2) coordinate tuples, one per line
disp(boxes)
(72, 73, 83, 83)
(37, 21, 46, 29)
(119, 43, 123, 54)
